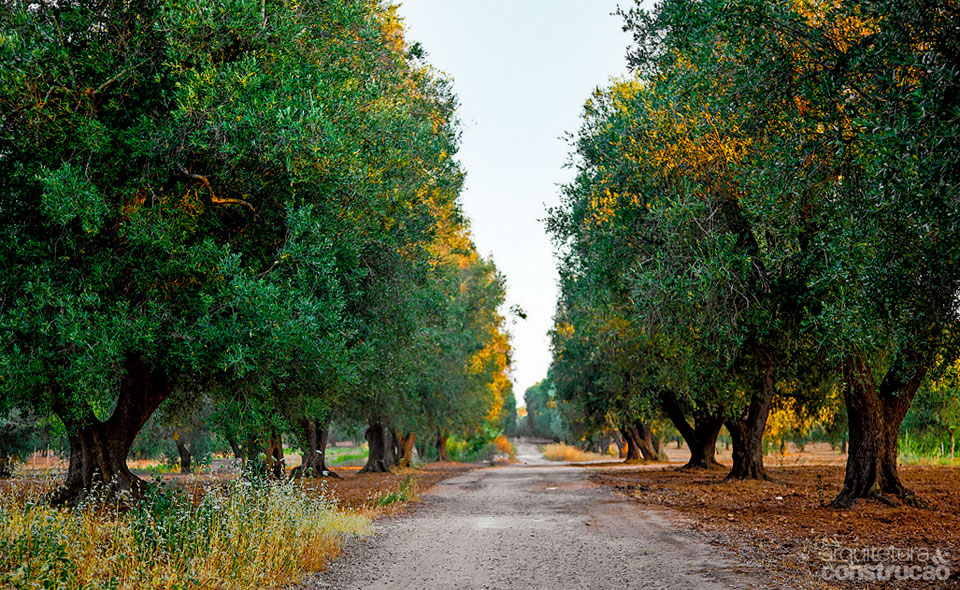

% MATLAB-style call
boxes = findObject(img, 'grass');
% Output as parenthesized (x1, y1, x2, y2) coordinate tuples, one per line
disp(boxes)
(0, 476, 371, 590)
(899, 454, 960, 466)
(542, 443, 609, 462)
(493, 435, 517, 459)
(898, 433, 960, 466)
(325, 446, 369, 467)
(374, 473, 420, 507)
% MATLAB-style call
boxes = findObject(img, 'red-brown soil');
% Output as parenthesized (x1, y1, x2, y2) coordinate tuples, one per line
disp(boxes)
(1, 457, 474, 515)
(592, 463, 960, 589)
(300, 462, 475, 510)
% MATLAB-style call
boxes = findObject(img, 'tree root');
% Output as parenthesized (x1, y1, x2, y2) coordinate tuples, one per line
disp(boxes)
(829, 486, 932, 510)
(680, 459, 726, 471)
(724, 469, 773, 482)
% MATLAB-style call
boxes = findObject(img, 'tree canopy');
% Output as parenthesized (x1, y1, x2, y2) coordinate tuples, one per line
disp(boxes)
(548, 0, 960, 505)
(0, 0, 512, 499)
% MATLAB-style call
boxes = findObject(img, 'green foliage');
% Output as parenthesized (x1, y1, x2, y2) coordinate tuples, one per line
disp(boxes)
(0, 410, 34, 476)
(522, 381, 573, 443)
(500, 388, 519, 438)
(903, 357, 960, 458)
(446, 425, 505, 463)
(0, 0, 511, 489)
(39, 163, 109, 234)
(547, 0, 960, 488)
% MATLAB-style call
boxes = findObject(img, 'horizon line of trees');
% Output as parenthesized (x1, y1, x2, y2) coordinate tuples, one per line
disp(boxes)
(547, 0, 960, 508)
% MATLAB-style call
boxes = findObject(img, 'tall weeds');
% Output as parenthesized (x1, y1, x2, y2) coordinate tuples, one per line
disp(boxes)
(0, 477, 370, 590)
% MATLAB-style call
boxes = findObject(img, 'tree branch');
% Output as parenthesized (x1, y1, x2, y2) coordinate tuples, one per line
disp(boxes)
(178, 166, 255, 212)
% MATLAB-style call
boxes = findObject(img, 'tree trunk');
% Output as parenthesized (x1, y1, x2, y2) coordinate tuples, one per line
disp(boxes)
(266, 432, 285, 479)
(292, 419, 339, 478)
(635, 422, 662, 461)
(831, 355, 926, 508)
(619, 423, 641, 462)
(388, 427, 400, 467)
(685, 417, 724, 469)
(620, 422, 659, 462)
(611, 429, 628, 459)
(876, 369, 925, 506)
(226, 432, 244, 460)
(360, 420, 392, 473)
(397, 432, 417, 468)
(651, 435, 669, 462)
(435, 430, 449, 462)
(51, 356, 171, 505)
(175, 439, 192, 474)
(600, 434, 610, 455)
(725, 369, 774, 481)
(660, 391, 723, 469)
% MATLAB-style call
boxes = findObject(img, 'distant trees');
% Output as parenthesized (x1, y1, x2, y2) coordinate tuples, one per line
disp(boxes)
(0, 0, 511, 502)
(522, 380, 571, 443)
(548, 0, 960, 507)
(0, 410, 34, 478)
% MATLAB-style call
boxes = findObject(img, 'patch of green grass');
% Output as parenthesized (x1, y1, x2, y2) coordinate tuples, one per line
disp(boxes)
(326, 446, 368, 466)
(374, 474, 419, 507)
(898, 433, 960, 465)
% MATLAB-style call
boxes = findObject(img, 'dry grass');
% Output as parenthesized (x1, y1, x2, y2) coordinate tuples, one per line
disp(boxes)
(542, 443, 608, 463)
(0, 476, 371, 590)
(494, 435, 517, 458)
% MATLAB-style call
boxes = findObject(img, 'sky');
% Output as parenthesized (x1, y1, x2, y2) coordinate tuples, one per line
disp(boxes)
(394, 1, 637, 404)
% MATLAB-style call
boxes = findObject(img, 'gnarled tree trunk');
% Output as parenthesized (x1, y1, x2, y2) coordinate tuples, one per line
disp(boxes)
(725, 368, 774, 481)
(832, 355, 926, 508)
(686, 417, 724, 469)
(388, 427, 400, 467)
(661, 391, 724, 469)
(292, 419, 339, 478)
(266, 432, 285, 479)
(175, 439, 192, 474)
(225, 432, 245, 460)
(52, 356, 171, 506)
(397, 432, 417, 467)
(611, 429, 628, 459)
(435, 430, 449, 462)
(620, 421, 660, 462)
(635, 422, 663, 461)
(651, 435, 668, 461)
(360, 420, 394, 473)
(619, 423, 643, 462)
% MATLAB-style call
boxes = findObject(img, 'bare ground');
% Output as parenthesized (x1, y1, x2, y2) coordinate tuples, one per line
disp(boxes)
(592, 462, 960, 590)
(299, 440, 762, 590)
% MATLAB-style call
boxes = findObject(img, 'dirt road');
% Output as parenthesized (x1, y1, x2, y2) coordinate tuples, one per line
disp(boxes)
(306, 440, 758, 590)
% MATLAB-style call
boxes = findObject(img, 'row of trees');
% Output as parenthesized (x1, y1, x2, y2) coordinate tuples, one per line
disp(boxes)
(0, 0, 513, 502)
(547, 0, 960, 507)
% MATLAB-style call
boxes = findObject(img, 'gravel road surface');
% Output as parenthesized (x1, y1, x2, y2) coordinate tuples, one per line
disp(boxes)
(303, 440, 759, 590)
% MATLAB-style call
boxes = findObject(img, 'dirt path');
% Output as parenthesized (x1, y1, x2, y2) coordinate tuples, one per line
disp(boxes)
(304, 440, 759, 590)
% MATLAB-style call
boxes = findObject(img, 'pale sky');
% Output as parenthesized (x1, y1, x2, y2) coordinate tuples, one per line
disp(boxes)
(394, 1, 636, 402)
